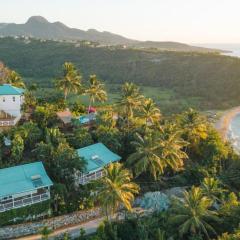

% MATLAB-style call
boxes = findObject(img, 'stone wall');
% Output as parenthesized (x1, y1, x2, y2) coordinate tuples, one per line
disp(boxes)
(0, 207, 101, 239)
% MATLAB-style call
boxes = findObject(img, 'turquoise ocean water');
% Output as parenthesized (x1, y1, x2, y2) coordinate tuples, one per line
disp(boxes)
(228, 114, 240, 151)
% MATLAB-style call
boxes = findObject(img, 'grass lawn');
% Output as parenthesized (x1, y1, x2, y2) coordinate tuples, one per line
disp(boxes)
(68, 84, 202, 114)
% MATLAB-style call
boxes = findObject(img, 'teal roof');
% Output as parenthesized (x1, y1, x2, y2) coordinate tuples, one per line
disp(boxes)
(0, 162, 53, 198)
(78, 113, 96, 124)
(0, 84, 25, 95)
(77, 143, 121, 173)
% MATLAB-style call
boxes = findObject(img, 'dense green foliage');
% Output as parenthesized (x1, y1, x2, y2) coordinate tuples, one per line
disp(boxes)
(1, 37, 240, 110)
(1, 62, 240, 240)
(0, 200, 51, 226)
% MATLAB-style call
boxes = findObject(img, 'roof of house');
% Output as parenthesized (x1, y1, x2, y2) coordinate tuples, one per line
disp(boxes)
(0, 84, 25, 95)
(77, 143, 121, 173)
(0, 162, 53, 198)
(56, 109, 72, 124)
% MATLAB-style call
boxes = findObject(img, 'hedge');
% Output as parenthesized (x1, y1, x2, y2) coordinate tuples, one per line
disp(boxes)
(0, 200, 51, 226)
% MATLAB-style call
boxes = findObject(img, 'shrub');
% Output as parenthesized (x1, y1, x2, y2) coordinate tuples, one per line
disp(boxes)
(0, 200, 51, 226)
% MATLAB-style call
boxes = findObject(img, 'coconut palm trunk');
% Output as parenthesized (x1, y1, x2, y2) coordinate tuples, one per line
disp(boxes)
(64, 89, 68, 100)
(88, 96, 94, 114)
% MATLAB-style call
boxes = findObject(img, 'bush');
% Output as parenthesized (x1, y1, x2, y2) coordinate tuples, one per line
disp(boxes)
(0, 200, 51, 226)
(67, 127, 93, 149)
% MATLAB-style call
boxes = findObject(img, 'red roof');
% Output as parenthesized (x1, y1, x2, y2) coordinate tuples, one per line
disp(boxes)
(88, 106, 96, 113)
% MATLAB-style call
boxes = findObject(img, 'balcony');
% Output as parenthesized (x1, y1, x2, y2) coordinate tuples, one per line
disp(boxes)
(0, 192, 50, 212)
(0, 120, 15, 126)
(79, 170, 104, 185)
(0, 114, 21, 127)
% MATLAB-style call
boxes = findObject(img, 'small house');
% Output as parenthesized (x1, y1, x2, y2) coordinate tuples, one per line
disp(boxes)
(0, 84, 25, 127)
(77, 143, 121, 185)
(0, 162, 53, 213)
(56, 109, 73, 125)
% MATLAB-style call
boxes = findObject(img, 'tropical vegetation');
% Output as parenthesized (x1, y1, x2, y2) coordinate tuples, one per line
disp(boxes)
(0, 61, 240, 240)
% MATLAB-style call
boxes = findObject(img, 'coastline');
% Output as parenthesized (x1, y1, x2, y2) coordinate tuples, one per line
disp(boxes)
(215, 106, 240, 141)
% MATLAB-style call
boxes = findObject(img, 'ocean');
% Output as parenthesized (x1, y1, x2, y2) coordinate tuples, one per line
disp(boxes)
(194, 44, 240, 58)
(228, 114, 240, 151)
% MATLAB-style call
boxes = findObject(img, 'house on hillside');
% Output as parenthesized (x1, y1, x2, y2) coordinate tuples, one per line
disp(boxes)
(56, 109, 73, 126)
(0, 84, 25, 127)
(77, 143, 121, 185)
(0, 162, 53, 213)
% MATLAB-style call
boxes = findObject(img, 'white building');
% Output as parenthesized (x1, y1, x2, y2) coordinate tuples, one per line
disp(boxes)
(0, 84, 25, 127)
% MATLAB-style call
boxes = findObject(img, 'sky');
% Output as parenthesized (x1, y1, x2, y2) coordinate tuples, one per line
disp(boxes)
(1, 0, 240, 44)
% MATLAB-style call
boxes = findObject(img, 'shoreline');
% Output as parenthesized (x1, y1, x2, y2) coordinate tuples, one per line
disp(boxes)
(215, 106, 240, 141)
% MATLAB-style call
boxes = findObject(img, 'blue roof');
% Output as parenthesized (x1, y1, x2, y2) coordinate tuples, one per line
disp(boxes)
(0, 162, 53, 198)
(0, 84, 25, 95)
(79, 115, 91, 124)
(79, 113, 96, 124)
(77, 143, 121, 173)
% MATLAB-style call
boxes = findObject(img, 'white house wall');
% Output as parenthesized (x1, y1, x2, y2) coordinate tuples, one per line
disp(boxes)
(0, 95, 24, 116)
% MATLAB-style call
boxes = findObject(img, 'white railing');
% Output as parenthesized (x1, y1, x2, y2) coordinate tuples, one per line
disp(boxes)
(0, 192, 50, 212)
(79, 171, 104, 185)
(0, 115, 21, 127)
(0, 120, 15, 126)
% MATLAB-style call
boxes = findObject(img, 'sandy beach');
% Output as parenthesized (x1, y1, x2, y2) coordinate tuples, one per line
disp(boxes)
(215, 106, 240, 140)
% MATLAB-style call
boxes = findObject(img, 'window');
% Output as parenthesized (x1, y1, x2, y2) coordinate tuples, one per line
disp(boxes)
(13, 97, 15, 102)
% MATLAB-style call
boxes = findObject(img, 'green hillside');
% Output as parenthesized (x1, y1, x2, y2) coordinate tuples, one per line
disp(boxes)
(1, 37, 240, 111)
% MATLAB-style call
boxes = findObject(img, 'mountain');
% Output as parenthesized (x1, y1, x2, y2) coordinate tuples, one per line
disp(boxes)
(0, 16, 137, 45)
(0, 16, 224, 52)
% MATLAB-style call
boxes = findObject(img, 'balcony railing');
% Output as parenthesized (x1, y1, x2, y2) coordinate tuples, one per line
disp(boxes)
(79, 171, 104, 185)
(0, 120, 15, 126)
(0, 115, 21, 127)
(0, 192, 50, 212)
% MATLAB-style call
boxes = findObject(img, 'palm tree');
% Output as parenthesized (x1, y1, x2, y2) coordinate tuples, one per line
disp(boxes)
(56, 62, 82, 100)
(117, 82, 144, 125)
(127, 132, 165, 180)
(85, 75, 107, 113)
(157, 124, 188, 172)
(170, 186, 219, 239)
(155, 229, 166, 240)
(177, 108, 208, 146)
(127, 125, 188, 180)
(95, 162, 139, 219)
(139, 98, 161, 128)
(201, 177, 224, 203)
(0, 62, 10, 83)
(7, 70, 26, 88)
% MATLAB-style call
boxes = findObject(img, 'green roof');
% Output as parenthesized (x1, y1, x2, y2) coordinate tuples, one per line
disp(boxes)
(77, 143, 121, 173)
(0, 84, 25, 95)
(0, 162, 53, 198)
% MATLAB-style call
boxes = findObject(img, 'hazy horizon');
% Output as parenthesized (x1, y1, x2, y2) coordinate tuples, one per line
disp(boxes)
(2, 0, 240, 44)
